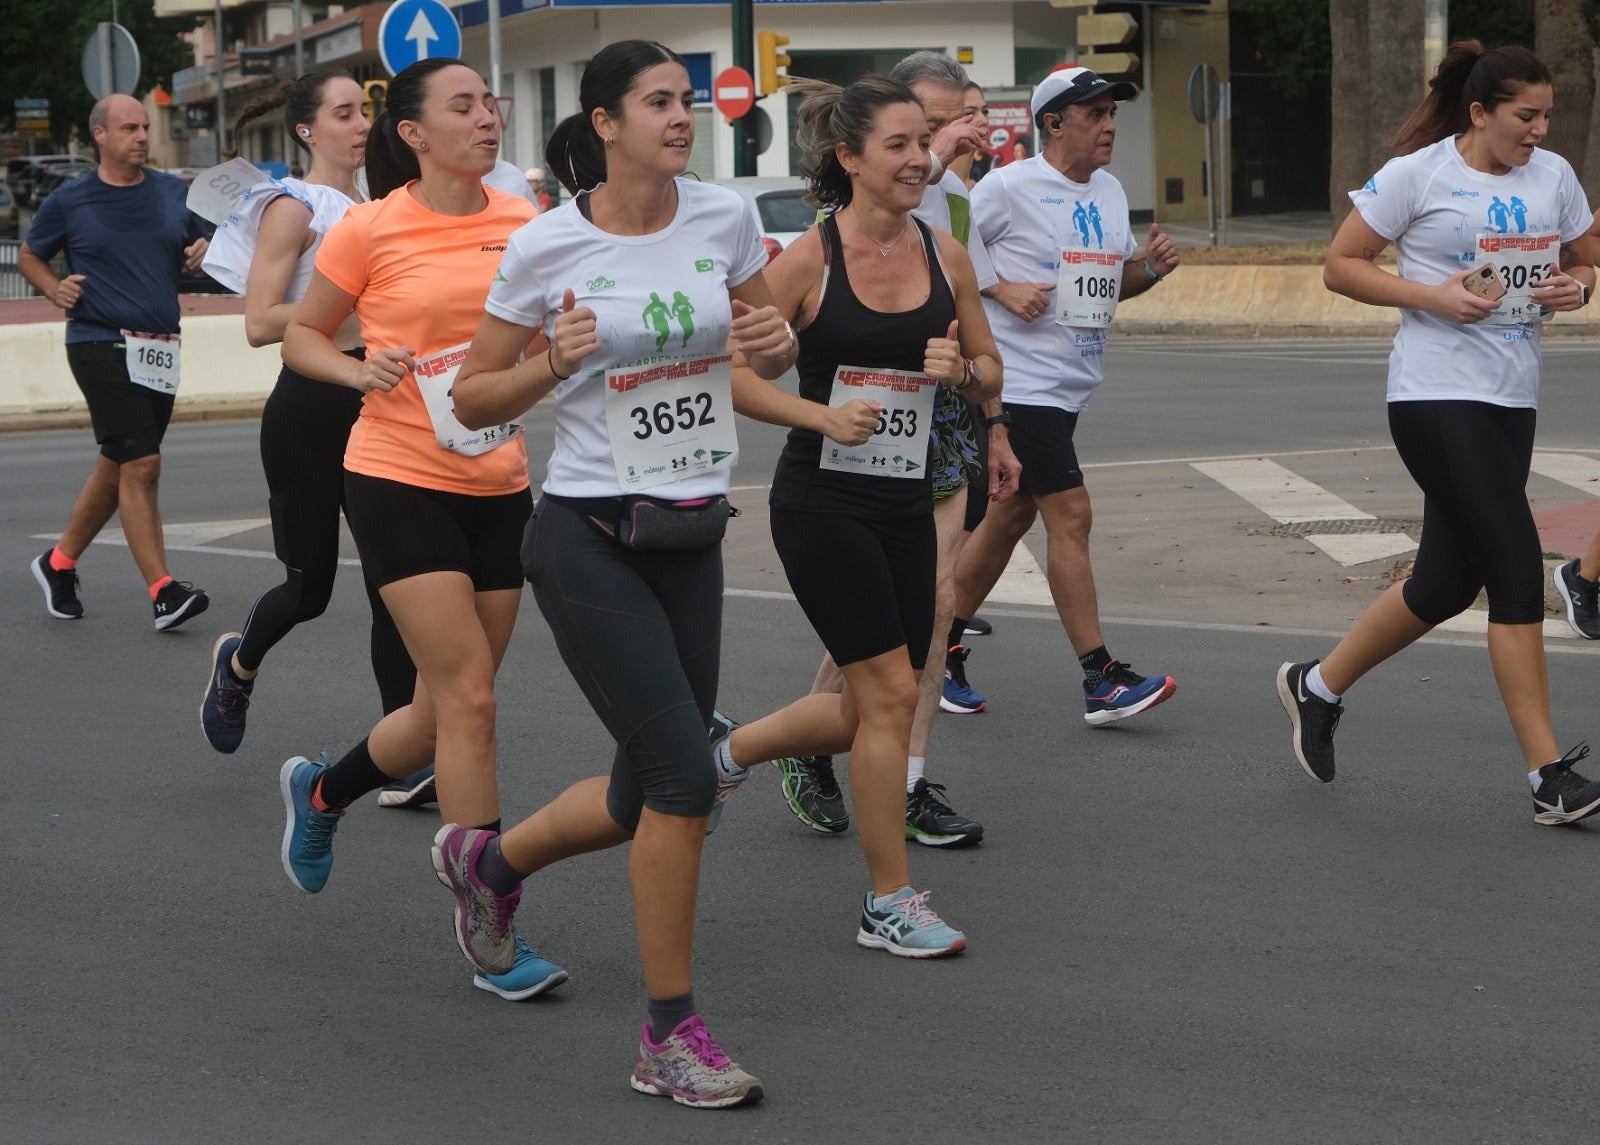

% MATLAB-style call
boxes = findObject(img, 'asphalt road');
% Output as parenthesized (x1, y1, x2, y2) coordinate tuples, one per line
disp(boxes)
(5, 338, 1600, 1143)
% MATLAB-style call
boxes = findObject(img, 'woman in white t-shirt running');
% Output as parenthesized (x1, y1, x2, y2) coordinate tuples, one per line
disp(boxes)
(1277, 41, 1600, 824)
(448, 40, 869, 1109)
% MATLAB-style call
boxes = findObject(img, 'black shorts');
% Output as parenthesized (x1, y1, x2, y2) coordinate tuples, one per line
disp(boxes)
(964, 397, 989, 532)
(66, 340, 175, 463)
(1005, 401, 1083, 496)
(344, 471, 531, 591)
(770, 508, 936, 671)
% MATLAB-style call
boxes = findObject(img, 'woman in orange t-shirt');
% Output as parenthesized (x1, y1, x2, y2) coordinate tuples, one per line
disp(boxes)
(278, 60, 558, 987)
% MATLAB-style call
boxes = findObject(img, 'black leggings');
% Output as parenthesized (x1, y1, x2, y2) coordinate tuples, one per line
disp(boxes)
(1389, 400, 1542, 626)
(523, 497, 723, 831)
(235, 365, 417, 714)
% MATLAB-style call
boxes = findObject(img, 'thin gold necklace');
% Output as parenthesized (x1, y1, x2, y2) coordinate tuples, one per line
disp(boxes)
(848, 207, 910, 257)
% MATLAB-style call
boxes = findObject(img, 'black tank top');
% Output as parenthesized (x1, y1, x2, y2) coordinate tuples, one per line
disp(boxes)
(769, 213, 956, 521)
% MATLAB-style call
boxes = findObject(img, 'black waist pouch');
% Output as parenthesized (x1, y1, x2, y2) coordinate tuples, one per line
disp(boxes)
(549, 493, 736, 552)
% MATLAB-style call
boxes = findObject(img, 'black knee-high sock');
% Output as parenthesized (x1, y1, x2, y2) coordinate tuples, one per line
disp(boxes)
(947, 618, 968, 650)
(313, 738, 389, 810)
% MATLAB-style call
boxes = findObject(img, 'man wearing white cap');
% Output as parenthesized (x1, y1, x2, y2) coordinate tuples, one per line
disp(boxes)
(949, 65, 1182, 727)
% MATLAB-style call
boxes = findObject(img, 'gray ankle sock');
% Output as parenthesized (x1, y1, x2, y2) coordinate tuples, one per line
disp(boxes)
(474, 835, 525, 897)
(647, 991, 697, 1043)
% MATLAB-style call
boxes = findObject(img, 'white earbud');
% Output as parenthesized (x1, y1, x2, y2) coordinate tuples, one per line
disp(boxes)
(298, 127, 312, 139)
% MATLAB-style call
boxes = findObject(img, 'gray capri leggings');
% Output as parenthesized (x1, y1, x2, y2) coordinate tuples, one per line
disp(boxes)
(522, 495, 723, 830)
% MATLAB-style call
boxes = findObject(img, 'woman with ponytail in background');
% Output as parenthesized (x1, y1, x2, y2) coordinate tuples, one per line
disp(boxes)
(1277, 41, 1600, 825)
(278, 58, 567, 1001)
(198, 73, 419, 769)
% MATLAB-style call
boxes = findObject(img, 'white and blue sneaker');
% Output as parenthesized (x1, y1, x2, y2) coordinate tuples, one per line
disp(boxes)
(939, 645, 987, 714)
(280, 754, 342, 894)
(474, 933, 569, 1001)
(1083, 661, 1175, 726)
(856, 887, 967, 958)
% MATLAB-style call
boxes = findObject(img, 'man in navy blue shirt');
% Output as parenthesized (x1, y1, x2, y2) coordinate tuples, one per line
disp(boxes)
(21, 94, 212, 631)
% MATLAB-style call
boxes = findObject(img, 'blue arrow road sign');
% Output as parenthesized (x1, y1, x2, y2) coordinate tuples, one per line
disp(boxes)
(379, 0, 463, 77)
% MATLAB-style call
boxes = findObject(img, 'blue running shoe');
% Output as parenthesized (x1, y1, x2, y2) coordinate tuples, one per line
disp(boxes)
(474, 933, 569, 1001)
(857, 887, 967, 958)
(280, 754, 342, 894)
(939, 645, 986, 714)
(1083, 661, 1176, 727)
(199, 632, 253, 754)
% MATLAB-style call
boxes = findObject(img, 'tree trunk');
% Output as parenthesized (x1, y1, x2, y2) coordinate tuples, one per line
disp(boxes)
(1536, 0, 1595, 172)
(1329, 0, 1370, 230)
(1366, 0, 1426, 173)
(1581, 39, 1600, 198)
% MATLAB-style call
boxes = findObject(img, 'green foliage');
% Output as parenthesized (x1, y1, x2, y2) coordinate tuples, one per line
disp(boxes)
(0, 0, 201, 148)
(1235, 0, 1332, 102)
(1448, 0, 1535, 49)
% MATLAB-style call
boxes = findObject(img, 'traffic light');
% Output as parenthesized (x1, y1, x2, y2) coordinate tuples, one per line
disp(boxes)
(362, 80, 387, 123)
(757, 30, 791, 96)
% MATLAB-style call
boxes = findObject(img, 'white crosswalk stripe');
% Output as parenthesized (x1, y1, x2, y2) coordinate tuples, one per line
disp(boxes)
(1529, 451, 1600, 495)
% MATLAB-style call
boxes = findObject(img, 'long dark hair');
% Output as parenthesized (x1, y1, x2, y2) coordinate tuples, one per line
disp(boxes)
(1391, 40, 1553, 156)
(544, 39, 685, 195)
(792, 75, 921, 211)
(365, 57, 468, 199)
(228, 71, 349, 160)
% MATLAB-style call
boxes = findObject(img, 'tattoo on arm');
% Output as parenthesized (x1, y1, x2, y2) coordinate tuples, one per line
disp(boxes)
(1559, 243, 1577, 269)
(1361, 247, 1379, 263)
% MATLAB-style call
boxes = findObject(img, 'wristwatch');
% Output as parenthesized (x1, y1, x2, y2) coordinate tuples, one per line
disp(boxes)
(984, 412, 1014, 429)
(1143, 260, 1163, 283)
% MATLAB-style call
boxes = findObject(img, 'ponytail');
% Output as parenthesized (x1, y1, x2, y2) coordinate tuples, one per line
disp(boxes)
(1391, 40, 1552, 156)
(229, 89, 288, 159)
(546, 39, 685, 196)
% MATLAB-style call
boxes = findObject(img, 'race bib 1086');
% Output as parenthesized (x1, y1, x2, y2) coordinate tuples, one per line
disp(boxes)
(1056, 248, 1124, 328)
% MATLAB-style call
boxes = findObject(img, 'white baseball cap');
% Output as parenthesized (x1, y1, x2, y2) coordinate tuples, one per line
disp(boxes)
(524, 166, 545, 181)
(1030, 65, 1138, 125)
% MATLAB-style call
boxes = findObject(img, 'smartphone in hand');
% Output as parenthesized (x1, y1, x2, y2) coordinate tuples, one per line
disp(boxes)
(1462, 262, 1508, 302)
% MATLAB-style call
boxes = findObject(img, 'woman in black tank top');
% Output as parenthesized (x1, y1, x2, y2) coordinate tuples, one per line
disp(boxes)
(718, 76, 1002, 957)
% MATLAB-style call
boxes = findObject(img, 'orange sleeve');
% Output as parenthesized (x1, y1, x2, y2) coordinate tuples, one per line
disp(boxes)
(314, 207, 370, 298)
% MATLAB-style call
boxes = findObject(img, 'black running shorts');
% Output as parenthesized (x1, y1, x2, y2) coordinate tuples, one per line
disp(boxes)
(344, 471, 531, 591)
(66, 340, 175, 463)
(1004, 401, 1084, 496)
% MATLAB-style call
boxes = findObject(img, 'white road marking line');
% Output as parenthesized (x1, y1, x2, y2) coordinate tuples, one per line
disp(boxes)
(987, 542, 1054, 606)
(1432, 610, 1577, 640)
(1529, 451, 1600, 495)
(1304, 532, 1417, 565)
(1191, 458, 1373, 523)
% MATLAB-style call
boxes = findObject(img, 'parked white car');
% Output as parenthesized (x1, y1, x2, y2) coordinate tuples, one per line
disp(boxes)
(713, 176, 815, 262)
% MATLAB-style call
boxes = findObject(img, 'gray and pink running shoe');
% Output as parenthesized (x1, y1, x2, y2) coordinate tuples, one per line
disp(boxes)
(630, 1016, 764, 1109)
(431, 824, 520, 975)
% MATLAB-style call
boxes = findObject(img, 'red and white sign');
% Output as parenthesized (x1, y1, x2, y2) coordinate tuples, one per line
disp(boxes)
(493, 95, 513, 131)
(713, 66, 756, 120)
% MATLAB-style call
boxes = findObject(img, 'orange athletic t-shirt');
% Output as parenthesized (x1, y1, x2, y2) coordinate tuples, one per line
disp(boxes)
(315, 183, 535, 496)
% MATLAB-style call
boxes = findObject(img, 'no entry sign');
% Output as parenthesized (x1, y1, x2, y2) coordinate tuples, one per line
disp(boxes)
(713, 66, 756, 120)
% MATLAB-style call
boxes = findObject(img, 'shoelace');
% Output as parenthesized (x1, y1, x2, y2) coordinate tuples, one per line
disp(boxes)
(917, 782, 959, 817)
(1547, 741, 1591, 776)
(812, 757, 841, 798)
(678, 1019, 732, 1070)
(215, 671, 251, 719)
(890, 889, 940, 928)
(303, 805, 340, 853)
(1103, 661, 1144, 687)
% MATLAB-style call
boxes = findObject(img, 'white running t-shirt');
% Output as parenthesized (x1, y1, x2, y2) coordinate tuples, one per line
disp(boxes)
(202, 178, 356, 299)
(486, 177, 767, 499)
(1350, 137, 1591, 408)
(971, 156, 1137, 412)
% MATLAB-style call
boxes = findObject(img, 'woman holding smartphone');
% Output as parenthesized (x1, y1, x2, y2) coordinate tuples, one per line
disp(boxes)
(1277, 41, 1600, 824)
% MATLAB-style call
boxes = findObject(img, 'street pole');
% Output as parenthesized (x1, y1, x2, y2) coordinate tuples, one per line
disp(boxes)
(214, 0, 226, 159)
(489, 0, 505, 160)
(294, 0, 305, 76)
(731, 0, 755, 176)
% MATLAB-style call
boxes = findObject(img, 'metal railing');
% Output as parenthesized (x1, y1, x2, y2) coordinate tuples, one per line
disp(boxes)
(0, 239, 40, 300)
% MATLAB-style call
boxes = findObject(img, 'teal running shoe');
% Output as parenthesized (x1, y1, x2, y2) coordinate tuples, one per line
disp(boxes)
(474, 933, 569, 1001)
(280, 754, 342, 894)
(856, 887, 967, 958)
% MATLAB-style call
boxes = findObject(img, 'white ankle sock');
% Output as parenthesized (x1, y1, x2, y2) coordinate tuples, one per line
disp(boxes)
(907, 755, 926, 792)
(1530, 767, 1545, 792)
(714, 738, 746, 780)
(1306, 663, 1341, 704)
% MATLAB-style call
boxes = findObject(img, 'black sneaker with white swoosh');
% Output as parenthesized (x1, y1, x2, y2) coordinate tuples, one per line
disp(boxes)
(1532, 743, 1600, 826)
(1276, 660, 1341, 782)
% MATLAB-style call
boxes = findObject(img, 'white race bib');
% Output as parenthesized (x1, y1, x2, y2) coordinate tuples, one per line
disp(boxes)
(604, 354, 739, 491)
(122, 331, 180, 394)
(817, 366, 936, 480)
(1056, 248, 1124, 328)
(414, 342, 524, 456)
(1476, 231, 1560, 325)
(184, 158, 269, 225)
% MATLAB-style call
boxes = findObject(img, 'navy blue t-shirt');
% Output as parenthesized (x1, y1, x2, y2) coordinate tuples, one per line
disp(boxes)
(25, 170, 206, 343)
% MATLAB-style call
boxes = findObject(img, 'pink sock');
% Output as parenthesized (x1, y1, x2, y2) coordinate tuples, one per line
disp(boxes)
(148, 575, 173, 601)
(49, 546, 77, 572)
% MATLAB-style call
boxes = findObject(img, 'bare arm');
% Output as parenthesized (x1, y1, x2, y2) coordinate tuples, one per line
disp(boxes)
(282, 270, 410, 392)
(18, 245, 84, 310)
(1324, 209, 1496, 324)
(452, 299, 580, 431)
(243, 196, 314, 347)
(1119, 223, 1181, 302)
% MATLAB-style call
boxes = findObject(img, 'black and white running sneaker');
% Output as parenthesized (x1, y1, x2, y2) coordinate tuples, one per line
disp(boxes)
(1532, 744, 1600, 826)
(31, 550, 83, 619)
(1276, 660, 1341, 782)
(905, 779, 983, 848)
(1554, 559, 1600, 640)
(153, 580, 209, 631)
(777, 754, 850, 834)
